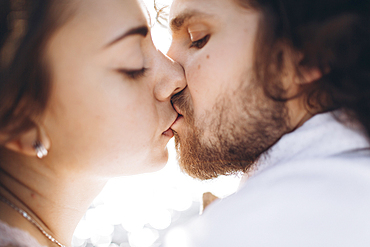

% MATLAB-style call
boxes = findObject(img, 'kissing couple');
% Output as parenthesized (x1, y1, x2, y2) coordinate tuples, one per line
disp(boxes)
(1, 0, 369, 246)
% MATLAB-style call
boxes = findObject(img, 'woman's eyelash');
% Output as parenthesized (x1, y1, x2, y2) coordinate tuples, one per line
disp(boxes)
(190, 35, 210, 49)
(119, 68, 148, 80)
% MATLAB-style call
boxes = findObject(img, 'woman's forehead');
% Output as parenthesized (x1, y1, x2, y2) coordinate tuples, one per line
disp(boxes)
(59, 0, 148, 49)
(72, 0, 147, 29)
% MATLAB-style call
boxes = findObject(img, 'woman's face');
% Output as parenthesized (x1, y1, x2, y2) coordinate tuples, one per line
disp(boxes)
(43, 0, 185, 176)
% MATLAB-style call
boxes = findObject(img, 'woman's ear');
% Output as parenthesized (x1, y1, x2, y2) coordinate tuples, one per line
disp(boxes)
(4, 125, 50, 158)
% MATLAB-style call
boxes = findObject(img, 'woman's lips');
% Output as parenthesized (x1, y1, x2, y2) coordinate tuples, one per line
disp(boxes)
(162, 114, 179, 138)
(162, 128, 174, 138)
(162, 104, 184, 137)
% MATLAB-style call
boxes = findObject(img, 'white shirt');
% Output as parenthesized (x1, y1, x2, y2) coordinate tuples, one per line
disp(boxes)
(165, 111, 370, 247)
(0, 220, 45, 247)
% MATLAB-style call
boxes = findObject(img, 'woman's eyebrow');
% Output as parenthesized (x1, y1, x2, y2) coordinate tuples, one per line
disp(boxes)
(170, 10, 214, 33)
(105, 25, 149, 48)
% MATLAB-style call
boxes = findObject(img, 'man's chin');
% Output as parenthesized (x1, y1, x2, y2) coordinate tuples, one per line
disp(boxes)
(174, 132, 256, 180)
(171, 77, 289, 180)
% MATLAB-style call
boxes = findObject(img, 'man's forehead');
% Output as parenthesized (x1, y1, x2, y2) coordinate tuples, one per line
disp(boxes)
(169, 0, 218, 33)
(169, 10, 214, 32)
(169, 0, 217, 20)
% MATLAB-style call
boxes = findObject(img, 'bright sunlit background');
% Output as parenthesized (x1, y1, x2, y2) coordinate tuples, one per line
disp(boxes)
(71, 1, 242, 247)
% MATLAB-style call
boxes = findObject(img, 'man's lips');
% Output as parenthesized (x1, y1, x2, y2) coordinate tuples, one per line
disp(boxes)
(170, 114, 184, 132)
(173, 104, 184, 116)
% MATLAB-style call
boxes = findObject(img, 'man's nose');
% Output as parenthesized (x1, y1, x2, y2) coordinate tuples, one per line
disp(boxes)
(154, 52, 186, 102)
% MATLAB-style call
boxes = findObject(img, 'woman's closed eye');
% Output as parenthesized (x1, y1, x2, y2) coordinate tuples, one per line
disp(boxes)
(118, 67, 148, 80)
(190, 35, 210, 49)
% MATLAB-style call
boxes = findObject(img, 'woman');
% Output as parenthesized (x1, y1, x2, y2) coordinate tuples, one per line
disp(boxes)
(0, 0, 185, 246)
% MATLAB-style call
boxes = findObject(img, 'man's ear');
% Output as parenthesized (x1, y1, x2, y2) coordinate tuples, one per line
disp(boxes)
(4, 125, 50, 157)
(297, 66, 323, 85)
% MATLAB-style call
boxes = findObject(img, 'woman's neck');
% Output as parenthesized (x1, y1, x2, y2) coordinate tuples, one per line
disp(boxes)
(0, 154, 108, 246)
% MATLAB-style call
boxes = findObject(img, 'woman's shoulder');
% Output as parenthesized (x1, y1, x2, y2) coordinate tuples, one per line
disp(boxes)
(0, 220, 46, 247)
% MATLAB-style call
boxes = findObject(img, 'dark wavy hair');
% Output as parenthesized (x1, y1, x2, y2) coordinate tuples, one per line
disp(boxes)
(0, 0, 72, 144)
(236, 0, 370, 137)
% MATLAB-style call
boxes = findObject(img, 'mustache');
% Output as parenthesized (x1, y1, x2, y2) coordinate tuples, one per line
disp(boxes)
(171, 90, 191, 116)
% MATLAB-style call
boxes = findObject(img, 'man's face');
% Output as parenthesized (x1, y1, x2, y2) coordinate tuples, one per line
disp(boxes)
(168, 0, 290, 180)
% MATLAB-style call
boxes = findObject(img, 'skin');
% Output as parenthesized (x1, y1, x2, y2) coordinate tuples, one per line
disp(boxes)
(0, 0, 185, 245)
(167, 0, 320, 178)
(168, 0, 263, 140)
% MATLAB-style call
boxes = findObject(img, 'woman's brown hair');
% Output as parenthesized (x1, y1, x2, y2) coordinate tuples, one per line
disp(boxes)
(0, 0, 72, 144)
(237, 0, 370, 137)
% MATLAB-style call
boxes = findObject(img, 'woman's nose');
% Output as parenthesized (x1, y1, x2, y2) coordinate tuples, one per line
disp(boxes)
(154, 52, 186, 102)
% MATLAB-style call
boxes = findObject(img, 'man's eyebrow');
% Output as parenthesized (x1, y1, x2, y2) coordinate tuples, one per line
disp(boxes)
(105, 25, 149, 48)
(170, 10, 213, 32)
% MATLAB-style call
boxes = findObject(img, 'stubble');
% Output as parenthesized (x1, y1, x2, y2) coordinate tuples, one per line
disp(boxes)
(172, 75, 290, 180)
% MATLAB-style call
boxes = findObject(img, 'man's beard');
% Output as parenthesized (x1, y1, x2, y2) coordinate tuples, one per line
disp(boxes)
(171, 77, 290, 180)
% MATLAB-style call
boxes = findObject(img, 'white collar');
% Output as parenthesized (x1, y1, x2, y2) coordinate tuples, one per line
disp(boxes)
(248, 111, 370, 179)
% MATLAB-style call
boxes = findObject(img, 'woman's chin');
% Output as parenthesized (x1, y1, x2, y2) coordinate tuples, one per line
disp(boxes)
(147, 149, 169, 172)
(127, 149, 169, 176)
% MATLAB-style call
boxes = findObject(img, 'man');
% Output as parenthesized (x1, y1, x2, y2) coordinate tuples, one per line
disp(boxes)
(165, 0, 370, 246)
